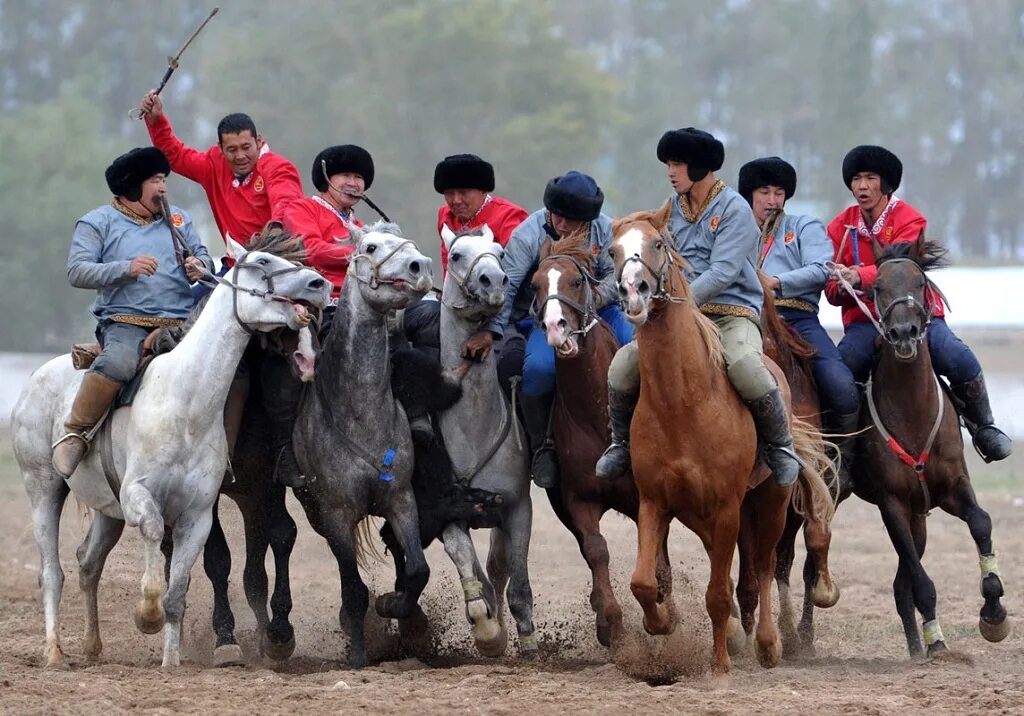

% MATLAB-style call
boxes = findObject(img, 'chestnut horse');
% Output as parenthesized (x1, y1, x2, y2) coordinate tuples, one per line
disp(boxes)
(851, 235, 1009, 656)
(530, 234, 672, 648)
(609, 209, 834, 673)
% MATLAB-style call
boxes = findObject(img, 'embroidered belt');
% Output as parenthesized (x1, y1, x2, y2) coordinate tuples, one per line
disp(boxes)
(774, 298, 816, 313)
(109, 314, 184, 329)
(699, 302, 757, 320)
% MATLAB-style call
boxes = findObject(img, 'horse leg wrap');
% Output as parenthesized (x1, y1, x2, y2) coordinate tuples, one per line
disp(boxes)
(518, 633, 538, 651)
(979, 553, 1000, 579)
(461, 577, 484, 603)
(922, 619, 945, 647)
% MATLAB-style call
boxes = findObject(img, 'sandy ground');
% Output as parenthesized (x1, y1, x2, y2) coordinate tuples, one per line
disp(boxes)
(1, 435, 1022, 715)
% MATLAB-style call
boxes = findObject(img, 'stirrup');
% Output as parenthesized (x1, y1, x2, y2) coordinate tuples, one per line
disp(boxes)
(971, 425, 1012, 464)
(51, 431, 88, 451)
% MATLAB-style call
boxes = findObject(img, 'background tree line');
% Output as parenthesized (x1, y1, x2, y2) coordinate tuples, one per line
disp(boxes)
(1, 0, 1021, 351)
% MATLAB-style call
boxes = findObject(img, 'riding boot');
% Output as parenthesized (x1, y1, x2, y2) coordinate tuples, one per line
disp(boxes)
(950, 372, 1012, 462)
(271, 420, 306, 489)
(223, 372, 249, 462)
(826, 410, 861, 492)
(595, 387, 639, 479)
(52, 371, 123, 479)
(747, 388, 803, 488)
(407, 409, 435, 446)
(520, 392, 559, 489)
(263, 357, 306, 488)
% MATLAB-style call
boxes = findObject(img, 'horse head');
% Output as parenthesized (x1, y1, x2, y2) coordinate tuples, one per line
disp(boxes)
(222, 230, 332, 333)
(873, 231, 950, 361)
(440, 223, 508, 321)
(347, 221, 433, 313)
(609, 204, 686, 326)
(531, 232, 600, 359)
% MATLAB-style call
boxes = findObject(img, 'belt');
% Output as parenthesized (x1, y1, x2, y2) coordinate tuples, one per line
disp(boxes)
(109, 314, 184, 329)
(774, 298, 817, 313)
(699, 302, 758, 321)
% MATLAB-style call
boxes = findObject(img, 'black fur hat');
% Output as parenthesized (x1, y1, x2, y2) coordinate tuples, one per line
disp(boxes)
(433, 154, 495, 193)
(543, 171, 604, 221)
(105, 147, 171, 201)
(313, 144, 375, 191)
(738, 156, 797, 206)
(656, 128, 725, 181)
(842, 145, 902, 192)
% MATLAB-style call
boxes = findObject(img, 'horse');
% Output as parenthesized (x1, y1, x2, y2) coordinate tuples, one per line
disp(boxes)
(11, 234, 329, 668)
(756, 276, 843, 657)
(609, 209, 834, 673)
(850, 233, 1010, 656)
(530, 233, 673, 648)
(291, 221, 434, 667)
(431, 224, 536, 658)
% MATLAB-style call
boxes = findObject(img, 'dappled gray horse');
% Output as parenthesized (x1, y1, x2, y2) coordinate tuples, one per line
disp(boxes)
(291, 222, 434, 667)
(12, 240, 329, 668)
(437, 224, 536, 657)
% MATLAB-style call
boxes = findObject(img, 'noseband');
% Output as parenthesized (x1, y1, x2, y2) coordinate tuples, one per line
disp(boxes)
(441, 234, 504, 310)
(532, 254, 601, 339)
(350, 239, 419, 289)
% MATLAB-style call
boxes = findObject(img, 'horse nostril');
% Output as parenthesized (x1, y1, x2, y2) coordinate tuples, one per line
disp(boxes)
(908, 324, 920, 340)
(408, 261, 420, 275)
(617, 284, 628, 298)
(888, 327, 900, 343)
(558, 318, 567, 329)
(637, 279, 650, 295)
(479, 274, 491, 287)
(501, 274, 509, 286)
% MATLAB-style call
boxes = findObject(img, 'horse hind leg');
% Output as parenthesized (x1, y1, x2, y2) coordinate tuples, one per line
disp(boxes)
(26, 474, 71, 668)
(443, 522, 506, 658)
(122, 482, 167, 637)
(202, 501, 245, 667)
(774, 509, 803, 658)
(943, 481, 1010, 643)
(751, 483, 789, 669)
(77, 511, 124, 662)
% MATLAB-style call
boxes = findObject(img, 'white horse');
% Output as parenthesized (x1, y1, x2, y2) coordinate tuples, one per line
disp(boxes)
(11, 235, 330, 668)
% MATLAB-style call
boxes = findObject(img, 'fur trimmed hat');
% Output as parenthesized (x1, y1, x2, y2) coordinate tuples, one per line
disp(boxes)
(656, 128, 725, 181)
(105, 147, 171, 201)
(433, 154, 495, 193)
(543, 171, 604, 222)
(313, 144, 375, 191)
(737, 157, 797, 206)
(841, 145, 902, 192)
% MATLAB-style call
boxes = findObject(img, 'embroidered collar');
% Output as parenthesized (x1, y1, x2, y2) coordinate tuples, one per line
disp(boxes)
(311, 194, 352, 222)
(111, 198, 158, 226)
(453, 194, 493, 230)
(678, 180, 726, 224)
(231, 143, 272, 188)
(858, 195, 901, 241)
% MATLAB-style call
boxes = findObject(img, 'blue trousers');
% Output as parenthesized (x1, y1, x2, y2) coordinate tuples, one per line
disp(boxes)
(839, 317, 981, 385)
(522, 304, 634, 397)
(778, 308, 860, 417)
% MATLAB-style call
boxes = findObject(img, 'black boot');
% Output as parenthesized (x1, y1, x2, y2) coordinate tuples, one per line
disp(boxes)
(520, 392, 559, 489)
(595, 388, 638, 479)
(271, 420, 307, 489)
(408, 410, 435, 446)
(747, 389, 802, 487)
(826, 410, 861, 496)
(951, 372, 1012, 462)
(262, 355, 306, 488)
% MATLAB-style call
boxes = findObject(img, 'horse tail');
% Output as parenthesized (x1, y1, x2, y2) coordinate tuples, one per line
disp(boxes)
(75, 497, 93, 532)
(354, 515, 386, 569)
(790, 416, 838, 525)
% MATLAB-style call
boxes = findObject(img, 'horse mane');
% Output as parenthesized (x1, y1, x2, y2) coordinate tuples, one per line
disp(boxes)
(757, 272, 817, 364)
(539, 222, 594, 272)
(246, 224, 307, 264)
(876, 237, 950, 272)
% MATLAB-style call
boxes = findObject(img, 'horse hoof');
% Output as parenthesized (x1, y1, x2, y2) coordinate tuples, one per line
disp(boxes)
(134, 602, 165, 635)
(348, 650, 369, 669)
(926, 640, 949, 658)
(375, 592, 414, 620)
(726, 617, 746, 656)
(812, 579, 841, 609)
(44, 648, 69, 670)
(214, 643, 246, 667)
(979, 615, 1010, 643)
(596, 620, 611, 648)
(755, 638, 781, 669)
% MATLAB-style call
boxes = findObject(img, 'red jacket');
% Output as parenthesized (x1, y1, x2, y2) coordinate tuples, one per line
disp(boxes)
(824, 200, 944, 327)
(436, 195, 528, 272)
(283, 197, 363, 296)
(146, 113, 303, 246)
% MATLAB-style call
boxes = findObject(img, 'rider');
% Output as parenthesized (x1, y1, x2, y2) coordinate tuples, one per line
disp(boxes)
(597, 128, 803, 487)
(52, 147, 212, 479)
(825, 145, 1012, 462)
(738, 156, 860, 470)
(488, 171, 634, 488)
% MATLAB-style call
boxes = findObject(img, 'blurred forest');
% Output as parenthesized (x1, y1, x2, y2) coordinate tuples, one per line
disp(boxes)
(1, 0, 1022, 350)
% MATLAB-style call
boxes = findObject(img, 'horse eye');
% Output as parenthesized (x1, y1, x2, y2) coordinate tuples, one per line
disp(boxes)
(451, 252, 461, 262)
(257, 257, 270, 266)
(571, 277, 582, 287)
(607, 248, 615, 257)
(365, 244, 377, 255)
(655, 240, 664, 250)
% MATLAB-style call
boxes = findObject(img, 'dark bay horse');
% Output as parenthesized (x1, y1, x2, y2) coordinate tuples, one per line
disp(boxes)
(530, 234, 673, 648)
(852, 234, 1009, 656)
(609, 210, 834, 673)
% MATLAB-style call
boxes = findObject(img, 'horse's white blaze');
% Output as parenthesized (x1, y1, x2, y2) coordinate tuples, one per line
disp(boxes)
(543, 267, 566, 344)
(617, 227, 646, 286)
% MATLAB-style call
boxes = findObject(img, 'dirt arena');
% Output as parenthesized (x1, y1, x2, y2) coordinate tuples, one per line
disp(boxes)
(0, 434, 1021, 715)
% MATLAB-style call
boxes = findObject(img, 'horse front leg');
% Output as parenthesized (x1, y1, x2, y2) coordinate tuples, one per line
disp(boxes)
(76, 511, 124, 662)
(497, 497, 537, 658)
(751, 482, 789, 669)
(161, 507, 215, 667)
(567, 499, 622, 648)
(443, 522, 506, 657)
(704, 505, 741, 675)
(375, 491, 430, 621)
(322, 514, 370, 667)
(123, 482, 167, 639)
(27, 476, 70, 668)
(264, 484, 298, 661)
(941, 480, 1010, 643)
(202, 498, 244, 666)
(630, 498, 673, 636)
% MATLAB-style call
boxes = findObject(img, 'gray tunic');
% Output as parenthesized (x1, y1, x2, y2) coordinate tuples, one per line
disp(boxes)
(68, 203, 213, 321)
(759, 212, 831, 311)
(490, 209, 618, 336)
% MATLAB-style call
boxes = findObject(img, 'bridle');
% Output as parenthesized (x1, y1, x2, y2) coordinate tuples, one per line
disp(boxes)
(441, 233, 504, 311)
(613, 228, 689, 305)
(350, 239, 419, 290)
(872, 257, 949, 348)
(532, 254, 601, 339)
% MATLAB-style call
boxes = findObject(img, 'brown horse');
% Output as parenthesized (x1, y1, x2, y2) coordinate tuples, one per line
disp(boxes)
(608, 209, 834, 673)
(852, 234, 1009, 656)
(529, 233, 672, 648)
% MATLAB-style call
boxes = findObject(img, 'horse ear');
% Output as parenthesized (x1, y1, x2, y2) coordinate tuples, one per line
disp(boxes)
(910, 230, 926, 259)
(651, 199, 673, 231)
(440, 223, 458, 250)
(479, 223, 495, 245)
(224, 233, 245, 259)
(344, 220, 364, 245)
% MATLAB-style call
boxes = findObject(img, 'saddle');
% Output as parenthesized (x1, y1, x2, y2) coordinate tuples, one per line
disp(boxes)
(70, 328, 170, 409)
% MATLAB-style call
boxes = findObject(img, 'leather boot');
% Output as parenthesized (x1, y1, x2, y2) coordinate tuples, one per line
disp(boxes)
(407, 409, 435, 446)
(520, 392, 559, 489)
(52, 371, 123, 479)
(271, 421, 306, 489)
(951, 372, 1012, 462)
(595, 387, 638, 479)
(747, 388, 802, 487)
(826, 410, 861, 494)
(223, 372, 249, 460)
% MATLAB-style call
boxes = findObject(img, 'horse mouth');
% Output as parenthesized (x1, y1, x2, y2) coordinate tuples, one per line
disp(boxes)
(894, 345, 918, 361)
(555, 337, 579, 359)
